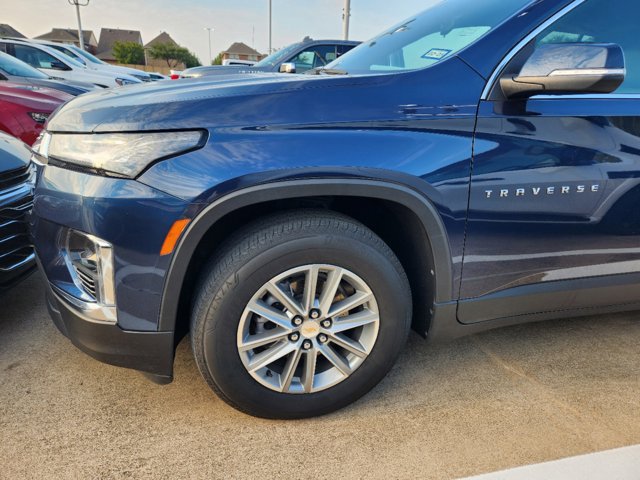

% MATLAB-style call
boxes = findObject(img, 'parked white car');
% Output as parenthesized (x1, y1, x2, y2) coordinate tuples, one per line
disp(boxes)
(24, 39, 151, 82)
(0, 39, 141, 88)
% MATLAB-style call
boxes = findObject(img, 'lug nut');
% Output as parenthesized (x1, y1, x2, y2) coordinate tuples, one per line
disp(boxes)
(318, 334, 328, 344)
(309, 309, 321, 319)
(302, 340, 313, 350)
(292, 316, 303, 327)
(321, 319, 332, 328)
(289, 333, 300, 342)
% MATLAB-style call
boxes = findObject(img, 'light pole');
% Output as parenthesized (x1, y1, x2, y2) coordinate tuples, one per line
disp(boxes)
(68, 0, 89, 51)
(268, 0, 273, 54)
(204, 27, 214, 65)
(343, 0, 351, 40)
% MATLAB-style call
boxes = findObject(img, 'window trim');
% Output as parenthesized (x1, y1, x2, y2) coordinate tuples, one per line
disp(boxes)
(481, 0, 587, 100)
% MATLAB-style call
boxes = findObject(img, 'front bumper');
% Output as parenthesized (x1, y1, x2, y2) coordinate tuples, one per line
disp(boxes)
(45, 279, 175, 378)
(0, 169, 36, 291)
(32, 162, 195, 380)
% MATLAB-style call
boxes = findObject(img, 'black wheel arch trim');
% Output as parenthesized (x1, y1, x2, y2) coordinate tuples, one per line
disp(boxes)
(157, 178, 454, 332)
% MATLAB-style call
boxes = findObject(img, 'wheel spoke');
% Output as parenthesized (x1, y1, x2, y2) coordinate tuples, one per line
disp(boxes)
(328, 290, 372, 318)
(318, 267, 344, 315)
(301, 348, 317, 393)
(247, 341, 298, 372)
(267, 281, 305, 317)
(331, 309, 379, 334)
(280, 348, 303, 392)
(329, 333, 368, 358)
(239, 328, 291, 352)
(302, 265, 320, 314)
(247, 299, 294, 331)
(318, 343, 352, 376)
(237, 264, 380, 395)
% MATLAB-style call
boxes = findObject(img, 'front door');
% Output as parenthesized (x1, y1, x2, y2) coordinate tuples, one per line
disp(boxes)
(459, 0, 640, 322)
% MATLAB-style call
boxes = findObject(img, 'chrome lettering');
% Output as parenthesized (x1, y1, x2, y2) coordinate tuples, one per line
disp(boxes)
(483, 184, 600, 199)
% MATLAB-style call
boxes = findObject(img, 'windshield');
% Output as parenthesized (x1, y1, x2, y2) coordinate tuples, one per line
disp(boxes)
(254, 42, 302, 68)
(49, 44, 87, 65)
(328, 0, 533, 75)
(67, 44, 105, 65)
(0, 52, 49, 79)
(40, 45, 86, 69)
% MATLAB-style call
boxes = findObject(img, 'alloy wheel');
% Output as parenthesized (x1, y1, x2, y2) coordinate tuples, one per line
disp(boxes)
(237, 264, 380, 394)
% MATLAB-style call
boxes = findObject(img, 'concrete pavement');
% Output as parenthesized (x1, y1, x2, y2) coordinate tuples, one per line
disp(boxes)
(1, 273, 639, 479)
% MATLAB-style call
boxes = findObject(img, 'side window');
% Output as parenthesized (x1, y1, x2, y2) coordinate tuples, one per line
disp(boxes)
(0, 42, 8, 54)
(312, 45, 338, 65)
(51, 45, 85, 65)
(288, 46, 336, 72)
(13, 44, 66, 70)
(534, 0, 640, 93)
(336, 45, 355, 58)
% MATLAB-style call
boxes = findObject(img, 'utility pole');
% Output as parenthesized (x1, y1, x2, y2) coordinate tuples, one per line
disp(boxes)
(268, 0, 272, 53)
(204, 27, 214, 65)
(68, 0, 89, 50)
(342, 0, 351, 40)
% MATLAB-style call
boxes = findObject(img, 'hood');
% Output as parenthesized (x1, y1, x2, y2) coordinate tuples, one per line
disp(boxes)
(0, 82, 73, 108)
(78, 69, 142, 85)
(0, 131, 32, 171)
(4, 77, 93, 96)
(48, 77, 99, 91)
(183, 65, 271, 78)
(46, 73, 380, 133)
(102, 64, 151, 79)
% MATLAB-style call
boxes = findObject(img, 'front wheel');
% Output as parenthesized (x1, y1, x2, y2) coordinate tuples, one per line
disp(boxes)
(191, 210, 412, 419)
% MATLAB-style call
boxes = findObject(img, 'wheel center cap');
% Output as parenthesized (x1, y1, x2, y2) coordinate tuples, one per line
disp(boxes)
(300, 320, 320, 339)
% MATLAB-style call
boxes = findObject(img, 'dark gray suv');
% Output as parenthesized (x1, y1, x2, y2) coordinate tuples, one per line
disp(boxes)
(181, 38, 360, 78)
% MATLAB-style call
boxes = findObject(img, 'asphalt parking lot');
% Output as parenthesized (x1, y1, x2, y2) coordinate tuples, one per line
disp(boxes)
(1, 273, 639, 479)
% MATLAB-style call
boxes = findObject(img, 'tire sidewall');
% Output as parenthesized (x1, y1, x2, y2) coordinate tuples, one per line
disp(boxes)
(197, 232, 411, 418)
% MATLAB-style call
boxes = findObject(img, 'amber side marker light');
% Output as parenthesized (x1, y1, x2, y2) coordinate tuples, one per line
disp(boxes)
(160, 219, 191, 256)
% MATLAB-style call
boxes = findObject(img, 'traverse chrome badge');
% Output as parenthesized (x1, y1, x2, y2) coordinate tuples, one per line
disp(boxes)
(484, 184, 600, 199)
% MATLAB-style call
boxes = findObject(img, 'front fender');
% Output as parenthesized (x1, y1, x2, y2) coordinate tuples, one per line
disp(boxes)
(157, 178, 455, 332)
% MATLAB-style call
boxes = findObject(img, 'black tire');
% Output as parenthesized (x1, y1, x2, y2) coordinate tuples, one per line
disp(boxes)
(191, 210, 412, 419)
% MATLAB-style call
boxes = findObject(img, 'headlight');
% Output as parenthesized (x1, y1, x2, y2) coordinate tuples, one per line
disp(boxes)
(38, 131, 206, 177)
(115, 77, 138, 86)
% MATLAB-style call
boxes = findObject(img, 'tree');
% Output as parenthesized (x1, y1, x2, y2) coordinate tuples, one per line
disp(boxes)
(148, 42, 201, 69)
(112, 41, 145, 65)
(183, 50, 201, 68)
(212, 52, 223, 65)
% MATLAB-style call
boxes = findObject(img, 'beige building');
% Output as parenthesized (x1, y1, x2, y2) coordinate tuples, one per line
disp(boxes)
(35, 28, 98, 54)
(222, 42, 265, 63)
(144, 32, 185, 70)
(0, 24, 26, 39)
(96, 28, 143, 63)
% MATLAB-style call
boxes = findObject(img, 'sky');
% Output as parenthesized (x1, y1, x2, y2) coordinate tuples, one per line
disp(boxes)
(3, 0, 438, 64)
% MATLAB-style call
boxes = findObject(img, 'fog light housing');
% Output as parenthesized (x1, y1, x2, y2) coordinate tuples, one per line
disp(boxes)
(64, 230, 117, 324)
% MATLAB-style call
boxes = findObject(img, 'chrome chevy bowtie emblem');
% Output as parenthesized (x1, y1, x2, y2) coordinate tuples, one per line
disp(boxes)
(484, 184, 600, 199)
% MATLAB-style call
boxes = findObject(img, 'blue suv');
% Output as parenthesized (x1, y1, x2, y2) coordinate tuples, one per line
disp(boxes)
(31, 0, 640, 418)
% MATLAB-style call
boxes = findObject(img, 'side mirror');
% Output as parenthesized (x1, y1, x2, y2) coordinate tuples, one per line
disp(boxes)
(500, 43, 625, 99)
(279, 62, 296, 74)
(50, 60, 71, 71)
